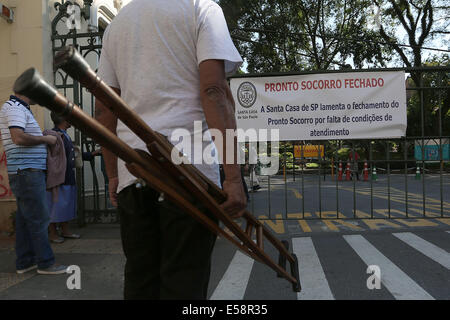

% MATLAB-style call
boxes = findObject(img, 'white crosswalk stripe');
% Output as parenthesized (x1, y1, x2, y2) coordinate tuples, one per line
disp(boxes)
(343, 234, 435, 300)
(393, 232, 450, 269)
(210, 231, 448, 300)
(210, 250, 254, 300)
(292, 237, 334, 300)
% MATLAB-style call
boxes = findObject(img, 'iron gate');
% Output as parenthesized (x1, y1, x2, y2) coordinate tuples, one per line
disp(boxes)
(52, 1, 117, 226)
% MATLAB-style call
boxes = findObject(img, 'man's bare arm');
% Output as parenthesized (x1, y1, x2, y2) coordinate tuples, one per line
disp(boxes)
(10, 128, 56, 146)
(199, 59, 246, 218)
(95, 87, 119, 205)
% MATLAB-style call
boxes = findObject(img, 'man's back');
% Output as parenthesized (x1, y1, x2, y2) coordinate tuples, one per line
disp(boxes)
(100, 0, 241, 136)
(98, 0, 242, 192)
(95, 0, 246, 299)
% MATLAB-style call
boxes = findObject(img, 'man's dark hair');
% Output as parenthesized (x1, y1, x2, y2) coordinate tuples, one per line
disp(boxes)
(50, 112, 65, 126)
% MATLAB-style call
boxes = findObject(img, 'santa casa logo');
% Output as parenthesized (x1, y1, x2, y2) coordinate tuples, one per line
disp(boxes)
(237, 81, 257, 108)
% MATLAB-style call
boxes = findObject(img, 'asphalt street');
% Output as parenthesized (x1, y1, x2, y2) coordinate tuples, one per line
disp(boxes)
(245, 173, 450, 221)
(0, 173, 448, 300)
(208, 227, 450, 300)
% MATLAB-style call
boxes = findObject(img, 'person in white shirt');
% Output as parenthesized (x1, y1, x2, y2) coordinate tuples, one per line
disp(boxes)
(96, 0, 246, 299)
(247, 143, 261, 191)
(0, 94, 68, 275)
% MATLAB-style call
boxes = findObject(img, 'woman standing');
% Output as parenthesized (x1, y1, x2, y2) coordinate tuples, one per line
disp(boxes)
(47, 112, 100, 243)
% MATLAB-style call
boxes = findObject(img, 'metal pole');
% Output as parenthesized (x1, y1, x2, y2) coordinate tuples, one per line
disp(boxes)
(352, 141, 356, 218)
(370, 141, 374, 218)
(284, 144, 288, 220)
(404, 138, 409, 218)
(387, 140, 391, 218)
(420, 72, 426, 218)
(438, 73, 444, 218)
(301, 143, 305, 219)
(318, 144, 322, 219)
(335, 144, 339, 219)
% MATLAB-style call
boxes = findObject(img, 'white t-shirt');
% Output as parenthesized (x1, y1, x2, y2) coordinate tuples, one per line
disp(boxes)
(97, 0, 243, 193)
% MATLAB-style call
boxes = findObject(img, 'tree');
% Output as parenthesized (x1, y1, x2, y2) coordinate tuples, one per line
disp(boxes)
(406, 54, 450, 137)
(218, 0, 393, 72)
(373, 0, 449, 86)
(291, 0, 392, 69)
(219, 0, 310, 72)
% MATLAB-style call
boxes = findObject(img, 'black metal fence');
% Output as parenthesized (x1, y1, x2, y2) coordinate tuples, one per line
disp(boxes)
(236, 67, 450, 221)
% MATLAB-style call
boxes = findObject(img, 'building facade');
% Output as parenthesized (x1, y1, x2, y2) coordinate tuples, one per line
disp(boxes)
(0, 0, 130, 232)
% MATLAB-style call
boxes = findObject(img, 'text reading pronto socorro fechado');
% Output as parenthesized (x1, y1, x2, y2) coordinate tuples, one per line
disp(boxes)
(264, 77, 385, 92)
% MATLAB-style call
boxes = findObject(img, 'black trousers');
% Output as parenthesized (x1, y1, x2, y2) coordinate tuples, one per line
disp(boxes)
(117, 185, 218, 300)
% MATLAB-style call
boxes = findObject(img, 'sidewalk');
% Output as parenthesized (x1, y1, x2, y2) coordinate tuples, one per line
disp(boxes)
(0, 224, 125, 300)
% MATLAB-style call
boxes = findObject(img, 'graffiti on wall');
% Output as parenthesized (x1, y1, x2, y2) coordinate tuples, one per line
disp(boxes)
(0, 133, 14, 200)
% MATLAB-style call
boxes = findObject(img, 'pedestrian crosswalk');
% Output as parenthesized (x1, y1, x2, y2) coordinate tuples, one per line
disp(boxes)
(392, 232, 450, 269)
(210, 251, 254, 300)
(208, 230, 450, 300)
(343, 234, 434, 300)
(292, 237, 334, 300)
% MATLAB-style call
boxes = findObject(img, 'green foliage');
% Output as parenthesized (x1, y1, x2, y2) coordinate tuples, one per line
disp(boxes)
(337, 147, 351, 160)
(218, 0, 392, 72)
(282, 152, 294, 161)
(218, 0, 448, 72)
(406, 55, 450, 136)
(306, 163, 319, 168)
(285, 162, 300, 170)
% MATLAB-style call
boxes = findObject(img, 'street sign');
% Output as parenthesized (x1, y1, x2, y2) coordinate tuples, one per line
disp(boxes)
(294, 145, 324, 158)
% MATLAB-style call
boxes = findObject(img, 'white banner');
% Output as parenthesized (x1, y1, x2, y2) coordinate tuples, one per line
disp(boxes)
(231, 71, 407, 141)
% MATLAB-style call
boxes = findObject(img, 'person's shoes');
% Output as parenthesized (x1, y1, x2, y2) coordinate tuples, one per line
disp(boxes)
(16, 264, 37, 274)
(252, 185, 261, 191)
(61, 233, 80, 239)
(50, 237, 65, 244)
(37, 264, 68, 275)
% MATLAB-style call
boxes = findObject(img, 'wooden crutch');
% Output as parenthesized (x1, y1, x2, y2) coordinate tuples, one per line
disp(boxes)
(14, 57, 301, 292)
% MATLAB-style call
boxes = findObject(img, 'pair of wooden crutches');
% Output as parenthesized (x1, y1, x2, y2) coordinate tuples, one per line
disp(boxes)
(13, 46, 301, 292)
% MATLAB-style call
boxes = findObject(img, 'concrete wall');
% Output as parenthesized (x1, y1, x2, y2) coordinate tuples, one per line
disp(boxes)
(0, 0, 47, 233)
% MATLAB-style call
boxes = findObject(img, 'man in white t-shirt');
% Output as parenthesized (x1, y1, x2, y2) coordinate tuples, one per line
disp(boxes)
(96, 0, 246, 299)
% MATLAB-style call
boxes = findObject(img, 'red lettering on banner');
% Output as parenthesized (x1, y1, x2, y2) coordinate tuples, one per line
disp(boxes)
(269, 78, 388, 91)
(344, 78, 384, 89)
(265, 81, 300, 92)
(301, 79, 343, 90)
